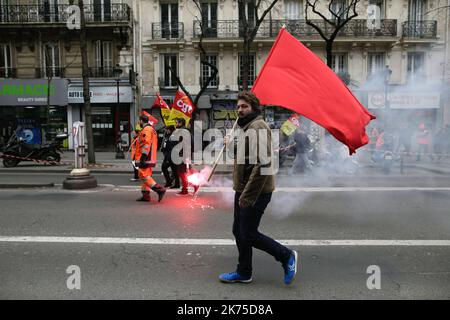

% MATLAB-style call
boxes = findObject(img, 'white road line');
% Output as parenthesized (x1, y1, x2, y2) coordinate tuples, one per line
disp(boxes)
(112, 186, 450, 193)
(0, 236, 450, 246)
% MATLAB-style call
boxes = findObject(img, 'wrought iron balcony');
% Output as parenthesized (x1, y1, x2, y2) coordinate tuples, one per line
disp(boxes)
(0, 67, 16, 78)
(193, 19, 398, 38)
(402, 21, 437, 38)
(89, 67, 115, 78)
(152, 22, 184, 40)
(0, 4, 131, 24)
(35, 67, 65, 78)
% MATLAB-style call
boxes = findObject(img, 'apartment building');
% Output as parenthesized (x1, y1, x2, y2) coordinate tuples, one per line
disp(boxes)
(135, 0, 449, 133)
(0, 0, 134, 150)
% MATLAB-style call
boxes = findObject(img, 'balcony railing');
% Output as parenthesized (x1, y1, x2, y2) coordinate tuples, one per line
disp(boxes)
(89, 67, 115, 78)
(35, 67, 65, 78)
(193, 19, 398, 38)
(0, 67, 16, 78)
(152, 22, 184, 40)
(402, 20, 437, 38)
(0, 4, 131, 24)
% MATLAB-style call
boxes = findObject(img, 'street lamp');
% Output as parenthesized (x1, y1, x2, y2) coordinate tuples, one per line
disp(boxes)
(384, 65, 392, 127)
(113, 64, 125, 159)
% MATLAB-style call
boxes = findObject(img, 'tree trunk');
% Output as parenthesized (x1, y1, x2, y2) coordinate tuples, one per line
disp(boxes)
(78, 0, 96, 164)
(326, 40, 333, 68)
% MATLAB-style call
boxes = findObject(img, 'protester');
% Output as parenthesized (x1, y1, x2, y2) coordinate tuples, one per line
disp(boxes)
(129, 123, 141, 181)
(291, 127, 311, 174)
(161, 125, 180, 188)
(219, 91, 298, 285)
(416, 123, 433, 162)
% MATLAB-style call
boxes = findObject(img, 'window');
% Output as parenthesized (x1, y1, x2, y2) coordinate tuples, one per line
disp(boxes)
(407, 52, 425, 81)
(161, 54, 178, 88)
(94, 40, 113, 77)
(42, 42, 61, 78)
(369, 0, 385, 19)
(331, 53, 348, 74)
(408, 0, 425, 21)
(0, 0, 10, 23)
(161, 3, 179, 39)
(39, 0, 59, 23)
(239, 54, 256, 87)
(367, 52, 385, 77)
(201, 2, 218, 37)
(330, 0, 347, 19)
(0, 44, 12, 78)
(93, 0, 112, 22)
(239, 1, 256, 36)
(201, 54, 218, 87)
(284, 0, 302, 20)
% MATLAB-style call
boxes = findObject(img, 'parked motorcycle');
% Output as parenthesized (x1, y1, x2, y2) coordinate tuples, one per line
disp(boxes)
(1, 131, 68, 168)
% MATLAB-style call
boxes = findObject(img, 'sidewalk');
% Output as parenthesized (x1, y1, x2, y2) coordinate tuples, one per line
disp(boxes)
(1, 151, 450, 175)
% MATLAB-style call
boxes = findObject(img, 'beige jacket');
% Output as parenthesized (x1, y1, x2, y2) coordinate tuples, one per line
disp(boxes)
(233, 115, 275, 207)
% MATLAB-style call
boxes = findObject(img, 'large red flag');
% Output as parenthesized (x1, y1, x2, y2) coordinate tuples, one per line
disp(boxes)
(251, 28, 376, 155)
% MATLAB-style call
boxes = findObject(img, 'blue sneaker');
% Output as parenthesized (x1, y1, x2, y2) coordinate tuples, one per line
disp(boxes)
(283, 250, 298, 285)
(219, 272, 252, 283)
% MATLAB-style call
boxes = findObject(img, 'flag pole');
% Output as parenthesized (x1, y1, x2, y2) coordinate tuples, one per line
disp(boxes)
(207, 118, 239, 182)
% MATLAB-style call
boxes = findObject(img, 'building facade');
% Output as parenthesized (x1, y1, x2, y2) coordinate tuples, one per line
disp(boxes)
(0, 0, 135, 150)
(135, 0, 449, 135)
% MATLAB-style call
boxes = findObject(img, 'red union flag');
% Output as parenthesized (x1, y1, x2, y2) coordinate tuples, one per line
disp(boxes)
(169, 89, 195, 126)
(251, 28, 376, 155)
(153, 93, 173, 126)
(281, 114, 301, 136)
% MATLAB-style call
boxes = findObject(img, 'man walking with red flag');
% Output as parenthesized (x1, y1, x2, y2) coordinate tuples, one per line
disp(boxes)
(219, 91, 298, 285)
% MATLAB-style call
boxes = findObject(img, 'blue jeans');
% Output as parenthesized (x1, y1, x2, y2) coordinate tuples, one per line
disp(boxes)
(233, 192, 292, 277)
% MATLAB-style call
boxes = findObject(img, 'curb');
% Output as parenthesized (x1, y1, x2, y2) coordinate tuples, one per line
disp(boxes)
(0, 183, 55, 189)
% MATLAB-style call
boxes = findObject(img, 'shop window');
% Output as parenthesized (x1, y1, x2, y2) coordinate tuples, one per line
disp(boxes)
(201, 54, 218, 88)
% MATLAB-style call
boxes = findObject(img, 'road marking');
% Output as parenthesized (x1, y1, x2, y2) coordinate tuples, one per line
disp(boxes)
(112, 186, 450, 193)
(0, 236, 450, 246)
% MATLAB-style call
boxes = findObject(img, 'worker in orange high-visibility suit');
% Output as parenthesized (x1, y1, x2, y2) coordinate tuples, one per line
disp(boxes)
(135, 111, 166, 202)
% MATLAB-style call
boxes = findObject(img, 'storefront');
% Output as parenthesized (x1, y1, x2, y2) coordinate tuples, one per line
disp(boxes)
(68, 82, 134, 151)
(0, 79, 68, 147)
(367, 91, 441, 129)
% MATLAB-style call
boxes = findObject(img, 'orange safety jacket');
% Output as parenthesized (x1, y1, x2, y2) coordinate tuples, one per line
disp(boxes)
(135, 124, 158, 165)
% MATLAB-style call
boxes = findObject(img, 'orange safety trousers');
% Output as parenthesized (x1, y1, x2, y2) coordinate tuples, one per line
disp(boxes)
(139, 168, 156, 192)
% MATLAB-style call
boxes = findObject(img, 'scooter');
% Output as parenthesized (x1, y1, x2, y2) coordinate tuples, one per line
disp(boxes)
(1, 131, 68, 167)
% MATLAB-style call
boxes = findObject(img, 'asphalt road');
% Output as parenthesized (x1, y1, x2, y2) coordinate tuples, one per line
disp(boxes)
(1, 172, 450, 299)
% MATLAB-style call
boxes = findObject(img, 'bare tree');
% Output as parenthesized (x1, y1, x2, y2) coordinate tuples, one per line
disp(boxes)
(305, 0, 360, 68)
(165, 0, 220, 118)
(239, 0, 280, 90)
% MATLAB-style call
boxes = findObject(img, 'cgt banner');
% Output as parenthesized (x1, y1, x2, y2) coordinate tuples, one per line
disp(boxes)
(0, 79, 68, 106)
(168, 89, 195, 126)
(281, 114, 301, 136)
(153, 93, 174, 127)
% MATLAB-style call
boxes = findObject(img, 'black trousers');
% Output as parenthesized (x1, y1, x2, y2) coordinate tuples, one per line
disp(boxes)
(162, 156, 179, 186)
(233, 192, 291, 277)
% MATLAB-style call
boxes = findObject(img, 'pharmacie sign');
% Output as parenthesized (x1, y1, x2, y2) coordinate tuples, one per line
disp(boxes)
(68, 85, 133, 104)
(0, 79, 68, 106)
(368, 91, 440, 109)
